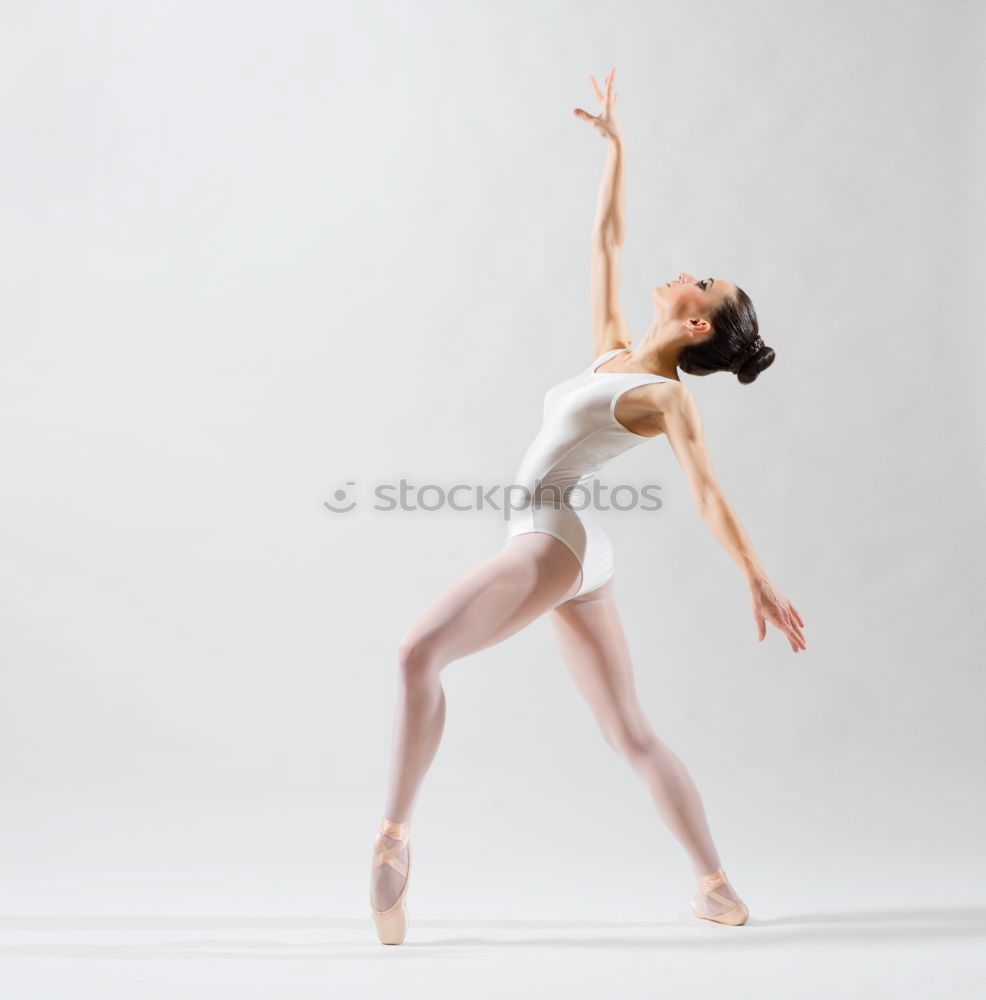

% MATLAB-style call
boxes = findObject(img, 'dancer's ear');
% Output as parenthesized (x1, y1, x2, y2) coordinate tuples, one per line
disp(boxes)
(685, 316, 711, 339)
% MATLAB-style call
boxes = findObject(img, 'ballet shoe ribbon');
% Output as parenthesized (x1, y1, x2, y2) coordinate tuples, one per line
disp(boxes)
(372, 819, 410, 877)
(696, 868, 727, 893)
(379, 819, 410, 840)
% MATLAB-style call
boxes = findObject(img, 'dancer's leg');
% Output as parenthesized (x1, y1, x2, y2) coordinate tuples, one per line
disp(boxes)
(372, 532, 582, 910)
(549, 579, 741, 914)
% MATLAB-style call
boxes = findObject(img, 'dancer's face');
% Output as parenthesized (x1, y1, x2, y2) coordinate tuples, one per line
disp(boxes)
(651, 273, 735, 327)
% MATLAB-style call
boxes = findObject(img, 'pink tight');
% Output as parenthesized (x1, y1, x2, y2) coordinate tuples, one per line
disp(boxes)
(373, 533, 727, 911)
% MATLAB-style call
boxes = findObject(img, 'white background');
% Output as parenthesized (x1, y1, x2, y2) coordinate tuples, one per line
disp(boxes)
(1, 1, 983, 996)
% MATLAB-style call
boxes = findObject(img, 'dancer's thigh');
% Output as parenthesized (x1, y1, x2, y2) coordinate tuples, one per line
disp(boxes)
(399, 533, 583, 667)
(549, 579, 651, 745)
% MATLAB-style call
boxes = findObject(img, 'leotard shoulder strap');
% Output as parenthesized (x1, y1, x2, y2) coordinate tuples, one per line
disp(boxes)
(584, 347, 629, 373)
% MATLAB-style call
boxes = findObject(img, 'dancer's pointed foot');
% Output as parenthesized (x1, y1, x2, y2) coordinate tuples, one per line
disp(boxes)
(691, 867, 749, 925)
(370, 819, 412, 944)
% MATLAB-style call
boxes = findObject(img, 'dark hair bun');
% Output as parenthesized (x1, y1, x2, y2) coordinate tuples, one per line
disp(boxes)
(736, 344, 775, 385)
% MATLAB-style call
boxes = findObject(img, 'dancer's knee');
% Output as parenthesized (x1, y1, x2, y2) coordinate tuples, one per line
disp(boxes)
(396, 633, 444, 685)
(603, 716, 657, 761)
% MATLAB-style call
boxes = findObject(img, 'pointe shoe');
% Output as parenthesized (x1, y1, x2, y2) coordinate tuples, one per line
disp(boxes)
(370, 818, 412, 945)
(691, 867, 749, 926)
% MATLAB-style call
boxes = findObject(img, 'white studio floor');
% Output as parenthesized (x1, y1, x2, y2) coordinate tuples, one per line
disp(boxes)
(2, 907, 983, 999)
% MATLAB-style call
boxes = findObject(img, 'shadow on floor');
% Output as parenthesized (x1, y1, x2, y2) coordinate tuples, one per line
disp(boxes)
(0, 907, 983, 959)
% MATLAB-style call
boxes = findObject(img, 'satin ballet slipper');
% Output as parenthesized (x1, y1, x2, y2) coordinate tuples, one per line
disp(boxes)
(370, 819, 412, 945)
(691, 867, 749, 926)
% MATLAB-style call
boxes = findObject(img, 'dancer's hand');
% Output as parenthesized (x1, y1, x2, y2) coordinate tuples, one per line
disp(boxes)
(572, 68, 622, 144)
(750, 577, 806, 652)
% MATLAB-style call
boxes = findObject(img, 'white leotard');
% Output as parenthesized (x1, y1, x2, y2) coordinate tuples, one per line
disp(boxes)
(507, 348, 671, 596)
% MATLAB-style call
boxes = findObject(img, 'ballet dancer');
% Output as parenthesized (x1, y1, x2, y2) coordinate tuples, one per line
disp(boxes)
(369, 68, 806, 944)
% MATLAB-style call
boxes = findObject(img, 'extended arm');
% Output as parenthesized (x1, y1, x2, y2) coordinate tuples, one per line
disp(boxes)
(659, 383, 807, 652)
(573, 69, 631, 357)
(589, 141, 631, 356)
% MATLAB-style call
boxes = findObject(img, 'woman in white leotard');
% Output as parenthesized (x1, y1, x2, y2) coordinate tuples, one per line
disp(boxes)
(370, 68, 807, 944)
(507, 346, 679, 597)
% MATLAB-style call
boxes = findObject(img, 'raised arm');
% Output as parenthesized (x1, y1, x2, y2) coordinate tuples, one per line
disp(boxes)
(658, 382, 808, 653)
(573, 69, 631, 357)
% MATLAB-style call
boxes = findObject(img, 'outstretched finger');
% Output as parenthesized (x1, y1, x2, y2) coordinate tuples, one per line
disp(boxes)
(778, 609, 799, 646)
(572, 107, 596, 122)
(785, 611, 805, 647)
(775, 613, 798, 652)
(589, 73, 604, 102)
(770, 611, 798, 652)
(606, 68, 615, 101)
(790, 603, 805, 628)
(787, 617, 807, 651)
